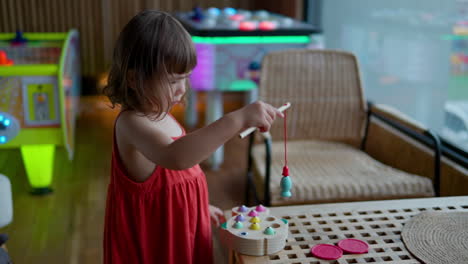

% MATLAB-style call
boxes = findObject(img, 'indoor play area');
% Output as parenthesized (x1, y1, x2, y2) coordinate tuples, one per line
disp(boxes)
(0, 1, 468, 264)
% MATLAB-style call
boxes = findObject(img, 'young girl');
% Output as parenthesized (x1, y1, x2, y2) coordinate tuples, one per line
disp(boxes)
(103, 10, 283, 264)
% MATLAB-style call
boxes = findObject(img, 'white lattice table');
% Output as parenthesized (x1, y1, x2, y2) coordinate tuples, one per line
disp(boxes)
(224, 196, 468, 264)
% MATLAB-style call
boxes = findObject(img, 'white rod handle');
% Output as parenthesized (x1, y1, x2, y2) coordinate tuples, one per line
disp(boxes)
(239, 102, 291, 139)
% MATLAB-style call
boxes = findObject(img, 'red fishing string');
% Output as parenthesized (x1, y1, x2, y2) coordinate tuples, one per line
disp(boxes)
(282, 109, 289, 177)
(284, 111, 287, 166)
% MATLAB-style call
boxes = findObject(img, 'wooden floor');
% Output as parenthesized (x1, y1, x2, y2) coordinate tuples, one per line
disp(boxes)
(0, 96, 249, 263)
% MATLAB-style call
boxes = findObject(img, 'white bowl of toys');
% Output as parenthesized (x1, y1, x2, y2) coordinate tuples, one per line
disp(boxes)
(220, 205, 288, 256)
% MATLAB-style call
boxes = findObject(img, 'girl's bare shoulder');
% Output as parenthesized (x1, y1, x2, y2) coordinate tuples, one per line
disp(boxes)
(116, 111, 171, 141)
(117, 111, 163, 128)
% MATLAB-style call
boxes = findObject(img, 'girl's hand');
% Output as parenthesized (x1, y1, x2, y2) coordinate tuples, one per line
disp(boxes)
(236, 101, 284, 133)
(209, 205, 226, 227)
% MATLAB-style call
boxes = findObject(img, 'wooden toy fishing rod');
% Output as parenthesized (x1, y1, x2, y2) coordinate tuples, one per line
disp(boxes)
(239, 102, 292, 198)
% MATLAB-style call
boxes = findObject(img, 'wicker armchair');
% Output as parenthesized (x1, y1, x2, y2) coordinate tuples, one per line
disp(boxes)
(246, 50, 438, 206)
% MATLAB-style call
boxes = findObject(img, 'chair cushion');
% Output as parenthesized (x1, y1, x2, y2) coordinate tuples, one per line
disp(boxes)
(252, 140, 434, 206)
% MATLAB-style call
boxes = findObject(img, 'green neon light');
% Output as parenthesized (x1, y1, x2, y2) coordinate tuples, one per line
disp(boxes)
(0, 128, 62, 147)
(21, 144, 55, 188)
(192, 35, 310, 44)
(228, 80, 258, 91)
(442, 35, 468, 40)
(0, 65, 58, 76)
(0, 32, 67, 41)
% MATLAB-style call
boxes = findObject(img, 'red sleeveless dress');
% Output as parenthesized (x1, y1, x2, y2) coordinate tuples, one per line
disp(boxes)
(103, 114, 213, 264)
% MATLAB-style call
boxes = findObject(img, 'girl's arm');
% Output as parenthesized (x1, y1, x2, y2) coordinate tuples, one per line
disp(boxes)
(118, 101, 283, 170)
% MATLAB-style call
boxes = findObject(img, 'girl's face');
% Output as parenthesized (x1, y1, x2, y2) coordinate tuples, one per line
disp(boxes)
(169, 72, 191, 104)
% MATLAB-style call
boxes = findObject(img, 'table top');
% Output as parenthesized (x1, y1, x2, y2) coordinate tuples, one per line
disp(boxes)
(225, 196, 468, 264)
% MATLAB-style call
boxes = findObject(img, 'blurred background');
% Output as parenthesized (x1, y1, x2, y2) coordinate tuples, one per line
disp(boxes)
(0, 0, 467, 263)
(1, 0, 466, 148)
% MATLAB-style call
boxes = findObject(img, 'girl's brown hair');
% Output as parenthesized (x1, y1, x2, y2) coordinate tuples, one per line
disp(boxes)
(104, 10, 196, 119)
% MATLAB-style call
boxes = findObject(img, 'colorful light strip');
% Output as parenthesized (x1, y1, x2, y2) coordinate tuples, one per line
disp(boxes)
(192, 35, 311, 44)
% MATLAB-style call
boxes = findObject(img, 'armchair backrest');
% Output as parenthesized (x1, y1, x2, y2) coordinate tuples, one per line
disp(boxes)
(259, 49, 367, 147)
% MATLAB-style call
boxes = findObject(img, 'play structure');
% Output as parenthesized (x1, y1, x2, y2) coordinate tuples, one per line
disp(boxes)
(0, 31, 81, 194)
(175, 7, 322, 169)
(220, 205, 289, 256)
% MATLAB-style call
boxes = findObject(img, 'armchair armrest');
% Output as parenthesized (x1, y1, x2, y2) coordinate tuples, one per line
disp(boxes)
(362, 102, 441, 196)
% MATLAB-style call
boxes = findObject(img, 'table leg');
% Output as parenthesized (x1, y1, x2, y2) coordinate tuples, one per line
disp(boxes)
(206, 91, 224, 170)
(185, 88, 198, 128)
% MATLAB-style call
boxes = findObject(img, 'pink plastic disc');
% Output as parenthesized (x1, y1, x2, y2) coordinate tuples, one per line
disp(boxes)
(311, 244, 343, 260)
(337, 239, 369, 254)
